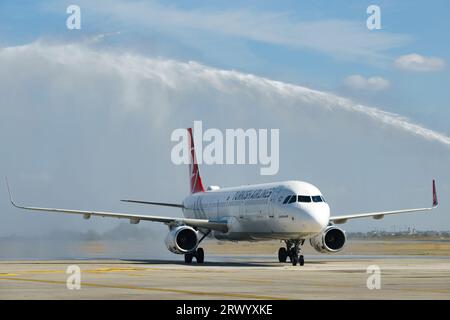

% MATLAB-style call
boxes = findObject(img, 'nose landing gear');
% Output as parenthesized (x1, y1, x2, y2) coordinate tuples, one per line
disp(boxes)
(278, 240, 305, 266)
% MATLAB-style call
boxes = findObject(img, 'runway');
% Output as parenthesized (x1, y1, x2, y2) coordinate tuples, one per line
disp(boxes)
(1, 255, 450, 299)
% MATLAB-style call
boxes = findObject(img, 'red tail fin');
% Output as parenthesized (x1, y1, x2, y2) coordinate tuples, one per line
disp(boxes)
(188, 128, 205, 194)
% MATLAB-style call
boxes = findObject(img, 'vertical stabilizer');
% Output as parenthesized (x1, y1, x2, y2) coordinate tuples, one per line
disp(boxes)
(187, 128, 205, 194)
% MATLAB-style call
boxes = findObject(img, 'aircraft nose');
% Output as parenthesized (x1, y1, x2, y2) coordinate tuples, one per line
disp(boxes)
(306, 204, 330, 231)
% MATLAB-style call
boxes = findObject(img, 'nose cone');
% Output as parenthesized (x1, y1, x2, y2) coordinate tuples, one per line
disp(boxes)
(310, 204, 330, 230)
(302, 203, 330, 232)
(285, 202, 331, 233)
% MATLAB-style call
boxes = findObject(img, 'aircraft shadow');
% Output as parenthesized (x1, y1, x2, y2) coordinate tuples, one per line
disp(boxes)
(121, 258, 326, 267)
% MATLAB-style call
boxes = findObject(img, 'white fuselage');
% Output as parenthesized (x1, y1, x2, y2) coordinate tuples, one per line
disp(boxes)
(182, 180, 330, 241)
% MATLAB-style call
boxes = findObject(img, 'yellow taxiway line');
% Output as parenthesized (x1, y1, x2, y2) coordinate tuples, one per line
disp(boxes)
(0, 276, 288, 300)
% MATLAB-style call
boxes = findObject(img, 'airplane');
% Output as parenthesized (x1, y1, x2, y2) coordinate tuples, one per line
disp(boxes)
(6, 128, 439, 266)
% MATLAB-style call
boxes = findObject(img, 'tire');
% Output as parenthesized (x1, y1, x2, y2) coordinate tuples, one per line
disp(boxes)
(292, 256, 298, 266)
(196, 247, 205, 264)
(290, 248, 298, 266)
(299, 255, 305, 266)
(278, 247, 287, 263)
(184, 253, 193, 263)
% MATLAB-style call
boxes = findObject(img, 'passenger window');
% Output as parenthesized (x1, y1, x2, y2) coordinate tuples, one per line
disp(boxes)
(288, 195, 297, 204)
(298, 195, 312, 203)
(312, 195, 323, 203)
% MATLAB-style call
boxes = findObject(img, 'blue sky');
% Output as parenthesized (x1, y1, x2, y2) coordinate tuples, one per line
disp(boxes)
(1, 0, 449, 132)
(1, 0, 450, 235)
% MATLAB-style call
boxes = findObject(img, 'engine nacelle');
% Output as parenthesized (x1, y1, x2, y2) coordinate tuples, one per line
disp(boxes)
(164, 226, 199, 254)
(309, 226, 346, 253)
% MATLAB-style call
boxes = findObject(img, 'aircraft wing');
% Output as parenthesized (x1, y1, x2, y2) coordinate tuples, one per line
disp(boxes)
(120, 199, 184, 208)
(5, 179, 228, 233)
(329, 180, 438, 224)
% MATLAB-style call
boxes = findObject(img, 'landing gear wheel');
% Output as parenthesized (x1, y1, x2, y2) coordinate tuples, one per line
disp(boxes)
(299, 255, 304, 266)
(290, 248, 298, 266)
(292, 256, 298, 266)
(278, 247, 287, 263)
(195, 247, 204, 264)
(184, 253, 193, 264)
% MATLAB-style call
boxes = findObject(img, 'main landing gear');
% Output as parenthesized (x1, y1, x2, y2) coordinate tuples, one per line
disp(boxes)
(278, 240, 305, 266)
(184, 247, 204, 264)
(184, 230, 209, 264)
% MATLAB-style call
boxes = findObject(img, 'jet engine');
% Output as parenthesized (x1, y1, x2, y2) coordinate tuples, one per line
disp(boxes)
(309, 226, 346, 253)
(165, 226, 199, 254)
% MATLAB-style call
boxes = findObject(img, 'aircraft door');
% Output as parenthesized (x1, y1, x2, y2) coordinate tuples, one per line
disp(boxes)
(239, 198, 245, 218)
(269, 187, 281, 218)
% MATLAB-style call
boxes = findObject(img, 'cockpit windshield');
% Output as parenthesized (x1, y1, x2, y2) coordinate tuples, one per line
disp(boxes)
(284, 194, 326, 204)
(288, 195, 297, 204)
(283, 196, 291, 204)
(298, 195, 311, 203)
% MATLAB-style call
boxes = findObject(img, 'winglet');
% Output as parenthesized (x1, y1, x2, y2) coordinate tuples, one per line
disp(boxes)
(5, 177, 17, 207)
(432, 179, 438, 208)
